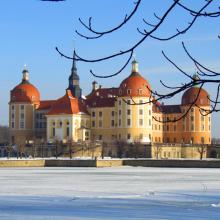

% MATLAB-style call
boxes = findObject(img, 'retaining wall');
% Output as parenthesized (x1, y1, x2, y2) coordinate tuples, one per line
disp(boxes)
(0, 159, 220, 168)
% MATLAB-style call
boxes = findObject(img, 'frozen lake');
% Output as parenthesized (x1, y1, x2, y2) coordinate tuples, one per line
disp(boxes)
(0, 167, 220, 219)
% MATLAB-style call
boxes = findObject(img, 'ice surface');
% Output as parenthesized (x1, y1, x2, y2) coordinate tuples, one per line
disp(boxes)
(0, 167, 220, 219)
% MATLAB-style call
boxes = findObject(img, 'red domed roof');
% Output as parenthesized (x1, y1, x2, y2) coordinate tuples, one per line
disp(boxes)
(10, 82, 40, 104)
(182, 87, 210, 106)
(119, 60, 151, 97)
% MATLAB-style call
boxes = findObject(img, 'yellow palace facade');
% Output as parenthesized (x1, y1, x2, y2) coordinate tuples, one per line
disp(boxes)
(9, 57, 211, 158)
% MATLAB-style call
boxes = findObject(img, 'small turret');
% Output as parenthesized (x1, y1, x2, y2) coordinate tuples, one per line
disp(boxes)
(92, 81, 99, 91)
(22, 65, 29, 83)
(131, 59, 139, 73)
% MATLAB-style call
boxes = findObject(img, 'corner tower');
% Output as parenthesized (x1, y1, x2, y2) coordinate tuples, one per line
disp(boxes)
(9, 66, 40, 145)
(68, 51, 82, 99)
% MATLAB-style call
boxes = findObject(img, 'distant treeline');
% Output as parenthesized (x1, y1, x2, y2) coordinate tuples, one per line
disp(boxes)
(0, 126, 9, 144)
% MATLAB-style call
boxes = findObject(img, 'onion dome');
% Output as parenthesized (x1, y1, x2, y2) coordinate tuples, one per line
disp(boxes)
(10, 67, 40, 104)
(119, 59, 151, 97)
(181, 74, 210, 106)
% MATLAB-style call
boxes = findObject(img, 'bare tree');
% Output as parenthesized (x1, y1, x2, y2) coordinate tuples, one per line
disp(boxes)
(41, 0, 220, 120)
(197, 145, 207, 160)
(153, 144, 163, 159)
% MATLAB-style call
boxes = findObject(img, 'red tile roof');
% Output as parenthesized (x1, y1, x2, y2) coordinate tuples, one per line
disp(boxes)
(119, 72, 151, 97)
(10, 82, 40, 104)
(37, 100, 56, 110)
(86, 88, 118, 108)
(47, 90, 89, 115)
(182, 87, 210, 106)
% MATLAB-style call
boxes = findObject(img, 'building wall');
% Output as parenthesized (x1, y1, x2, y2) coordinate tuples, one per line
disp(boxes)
(151, 144, 209, 159)
(46, 113, 90, 142)
(9, 102, 35, 145)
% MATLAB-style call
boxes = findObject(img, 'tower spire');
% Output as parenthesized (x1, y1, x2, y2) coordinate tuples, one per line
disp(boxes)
(71, 50, 78, 76)
(68, 49, 82, 98)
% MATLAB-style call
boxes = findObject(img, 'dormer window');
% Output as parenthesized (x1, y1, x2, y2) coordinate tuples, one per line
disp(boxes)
(127, 89, 131, 95)
(138, 89, 143, 95)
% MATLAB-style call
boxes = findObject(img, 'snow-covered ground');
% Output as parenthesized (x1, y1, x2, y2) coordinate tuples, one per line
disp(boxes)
(0, 167, 220, 219)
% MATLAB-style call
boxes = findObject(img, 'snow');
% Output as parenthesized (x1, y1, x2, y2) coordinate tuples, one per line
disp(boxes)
(0, 167, 220, 219)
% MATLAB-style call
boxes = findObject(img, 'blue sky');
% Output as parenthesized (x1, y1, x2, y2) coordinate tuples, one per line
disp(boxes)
(0, 0, 220, 137)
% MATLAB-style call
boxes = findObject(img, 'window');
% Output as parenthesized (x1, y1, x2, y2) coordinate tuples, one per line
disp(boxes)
(52, 127, 55, 137)
(127, 89, 131, 95)
(20, 113, 24, 119)
(201, 124, 205, 131)
(127, 133, 131, 140)
(111, 120, 114, 127)
(99, 120, 102, 127)
(119, 89, 122, 95)
(11, 105, 15, 110)
(139, 133, 143, 140)
(149, 119, 151, 126)
(119, 110, 121, 115)
(118, 100, 122, 105)
(174, 138, 176, 143)
(11, 113, 15, 119)
(11, 122, 15, 129)
(111, 111, 114, 117)
(139, 109, 143, 115)
(92, 121, 95, 127)
(201, 115, 205, 122)
(164, 152, 166, 158)
(191, 124, 194, 131)
(99, 111, 102, 117)
(155, 124, 157, 130)
(66, 127, 70, 137)
(127, 99, 131, 105)
(191, 116, 194, 121)
(166, 125, 169, 131)
(127, 109, 131, 115)
(174, 125, 176, 131)
(20, 105, 24, 110)
(85, 132, 89, 140)
(127, 119, 131, 126)
(139, 119, 143, 126)
(201, 137, 205, 144)
(139, 99, 143, 104)
(59, 121, 62, 128)
(118, 134, 121, 139)
(119, 119, 121, 126)
(138, 89, 143, 95)
(191, 108, 194, 113)
(149, 110, 151, 116)
(20, 121, 24, 129)
(92, 111, 95, 117)
(99, 135, 102, 140)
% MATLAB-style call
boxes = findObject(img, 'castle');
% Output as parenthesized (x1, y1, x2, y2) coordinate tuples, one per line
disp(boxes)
(9, 56, 211, 158)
